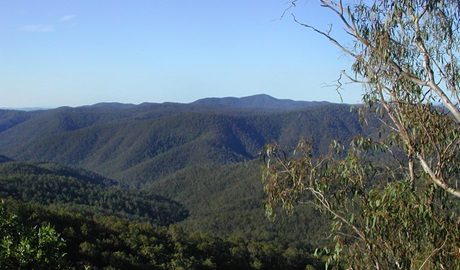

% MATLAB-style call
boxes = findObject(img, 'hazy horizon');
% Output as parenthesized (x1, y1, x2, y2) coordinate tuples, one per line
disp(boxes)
(0, 93, 345, 110)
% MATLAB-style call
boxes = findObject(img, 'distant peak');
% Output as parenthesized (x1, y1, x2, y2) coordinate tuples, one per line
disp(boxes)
(88, 102, 136, 109)
(192, 94, 328, 110)
(243, 93, 276, 98)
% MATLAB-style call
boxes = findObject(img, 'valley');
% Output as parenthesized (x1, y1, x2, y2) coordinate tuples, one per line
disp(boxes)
(0, 94, 369, 269)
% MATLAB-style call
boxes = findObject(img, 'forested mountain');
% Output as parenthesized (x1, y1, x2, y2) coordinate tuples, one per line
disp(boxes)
(0, 109, 31, 132)
(148, 161, 329, 247)
(0, 96, 363, 187)
(0, 95, 371, 269)
(1, 199, 323, 269)
(0, 158, 188, 226)
(192, 94, 329, 109)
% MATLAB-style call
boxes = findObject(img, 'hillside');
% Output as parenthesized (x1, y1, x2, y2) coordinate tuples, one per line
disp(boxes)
(1, 198, 323, 269)
(0, 95, 371, 268)
(0, 97, 364, 187)
(148, 160, 329, 246)
(0, 95, 372, 243)
(0, 158, 188, 226)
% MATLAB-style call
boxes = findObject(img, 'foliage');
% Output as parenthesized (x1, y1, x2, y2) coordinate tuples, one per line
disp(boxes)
(149, 161, 329, 247)
(290, 0, 460, 196)
(262, 0, 460, 268)
(0, 157, 328, 264)
(0, 95, 374, 267)
(0, 154, 328, 268)
(263, 139, 460, 268)
(0, 200, 68, 269)
(0, 161, 188, 226)
(1, 198, 323, 270)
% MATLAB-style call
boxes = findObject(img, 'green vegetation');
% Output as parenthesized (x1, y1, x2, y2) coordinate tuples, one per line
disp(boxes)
(1, 1, 459, 269)
(0, 103, 363, 186)
(263, 0, 460, 269)
(1, 198, 323, 269)
(0, 161, 188, 226)
(0, 96, 382, 269)
(0, 200, 68, 269)
(10, 0, 460, 268)
(149, 161, 328, 247)
(0, 97, 361, 269)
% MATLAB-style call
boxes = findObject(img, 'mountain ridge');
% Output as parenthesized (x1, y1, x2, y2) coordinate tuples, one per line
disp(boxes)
(191, 94, 329, 109)
(0, 102, 365, 187)
(0, 95, 376, 254)
(2, 94, 330, 112)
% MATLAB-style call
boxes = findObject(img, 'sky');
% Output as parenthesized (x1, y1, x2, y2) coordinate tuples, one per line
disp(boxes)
(0, 0, 362, 108)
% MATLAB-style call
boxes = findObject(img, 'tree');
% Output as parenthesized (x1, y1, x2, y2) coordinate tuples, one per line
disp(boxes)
(0, 200, 68, 269)
(262, 1, 460, 268)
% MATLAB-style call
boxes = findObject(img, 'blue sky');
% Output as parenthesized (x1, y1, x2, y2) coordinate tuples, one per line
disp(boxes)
(0, 0, 362, 107)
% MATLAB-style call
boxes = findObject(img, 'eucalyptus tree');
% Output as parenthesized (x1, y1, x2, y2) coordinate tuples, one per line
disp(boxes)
(262, 1, 460, 268)
(0, 201, 68, 269)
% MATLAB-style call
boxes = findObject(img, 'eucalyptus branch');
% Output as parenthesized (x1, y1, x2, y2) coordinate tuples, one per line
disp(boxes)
(266, 1, 460, 267)
(417, 153, 460, 198)
(412, 17, 460, 122)
(308, 187, 367, 242)
(418, 231, 449, 270)
(291, 14, 357, 58)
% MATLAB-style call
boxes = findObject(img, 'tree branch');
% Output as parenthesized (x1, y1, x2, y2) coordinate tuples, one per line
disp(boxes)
(417, 153, 460, 198)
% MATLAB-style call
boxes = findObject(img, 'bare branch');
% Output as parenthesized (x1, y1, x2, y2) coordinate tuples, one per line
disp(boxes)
(291, 14, 358, 58)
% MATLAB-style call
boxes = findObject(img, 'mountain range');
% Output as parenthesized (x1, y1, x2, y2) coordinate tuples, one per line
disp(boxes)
(0, 94, 370, 246)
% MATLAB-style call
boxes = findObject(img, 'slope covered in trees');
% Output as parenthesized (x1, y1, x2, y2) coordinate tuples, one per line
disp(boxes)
(0, 159, 188, 226)
(0, 99, 364, 187)
(1, 198, 324, 269)
(149, 160, 328, 247)
(0, 95, 374, 269)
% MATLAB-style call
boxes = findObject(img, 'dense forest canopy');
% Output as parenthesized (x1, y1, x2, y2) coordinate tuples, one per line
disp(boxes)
(0, 99, 363, 187)
(0, 96, 367, 269)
